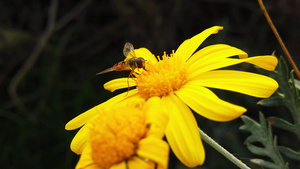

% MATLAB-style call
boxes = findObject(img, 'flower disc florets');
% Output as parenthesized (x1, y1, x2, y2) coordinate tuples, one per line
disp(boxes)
(89, 105, 147, 169)
(136, 52, 187, 99)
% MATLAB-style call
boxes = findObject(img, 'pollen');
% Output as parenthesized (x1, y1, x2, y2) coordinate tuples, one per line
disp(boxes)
(89, 104, 147, 169)
(136, 51, 187, 99)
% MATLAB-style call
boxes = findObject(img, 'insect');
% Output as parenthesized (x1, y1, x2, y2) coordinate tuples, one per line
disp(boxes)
(96, 42, 145, 76)
(96, 43, 146, 93)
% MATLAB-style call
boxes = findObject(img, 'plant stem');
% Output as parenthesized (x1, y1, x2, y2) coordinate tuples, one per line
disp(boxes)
(257, 0, 300, 80)
(199, 128, 251, 169)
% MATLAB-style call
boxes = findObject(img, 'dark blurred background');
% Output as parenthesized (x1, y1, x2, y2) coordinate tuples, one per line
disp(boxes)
(1, 0, 299, 168)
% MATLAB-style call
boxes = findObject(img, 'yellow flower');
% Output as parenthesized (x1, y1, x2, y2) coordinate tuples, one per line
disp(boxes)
(75, 97, 169, 169)
(66, 26, 279, 167)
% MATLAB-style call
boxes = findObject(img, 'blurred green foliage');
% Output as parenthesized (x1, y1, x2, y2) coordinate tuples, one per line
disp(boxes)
(0, 0, 299, 169)
(240, 57, 300, 169)
(240, 112, 289, 169)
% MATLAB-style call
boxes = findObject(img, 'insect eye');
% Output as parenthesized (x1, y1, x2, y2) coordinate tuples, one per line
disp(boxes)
(136, 58, 145, 68)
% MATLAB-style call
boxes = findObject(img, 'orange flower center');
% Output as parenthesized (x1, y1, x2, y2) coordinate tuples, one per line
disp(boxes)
(89, 102, 147, 169)
(136, 52, 187, 99)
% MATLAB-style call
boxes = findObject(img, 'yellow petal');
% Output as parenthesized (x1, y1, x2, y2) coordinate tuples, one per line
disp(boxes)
(190, 70, 278, 98)
(110, 162, 126, 169)
(71, 125, 90, 154)
(175, 26, 223, 62)
(188, 56, 278, 79)
(135, 47, 158, 65)
(244, 55, 278, 71)
(161, 94, 205, 167)
(175, 85, 246, 122)
(144, 97, 169, 138)
(104, 78, 137, 92)
(186, 45, 247, 72)
(65, 89, 139, 130)
(116, 95, 146, 108)
(137, 137, 169, 169)
(65, 105, 103, 131)
(76, 144, 101, 169)
(188, 58, 241, 78)
(186, 44, 247, 69)
(127, 156, 154, 169)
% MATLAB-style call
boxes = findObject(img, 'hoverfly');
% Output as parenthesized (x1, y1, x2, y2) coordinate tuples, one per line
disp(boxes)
(96, 42, 145, 77)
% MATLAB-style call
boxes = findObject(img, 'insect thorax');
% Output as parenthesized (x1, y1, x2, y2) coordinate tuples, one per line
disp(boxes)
(129, 57, 145, 70)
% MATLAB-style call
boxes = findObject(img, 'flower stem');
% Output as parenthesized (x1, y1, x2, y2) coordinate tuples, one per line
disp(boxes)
(199, 128, 251, 169)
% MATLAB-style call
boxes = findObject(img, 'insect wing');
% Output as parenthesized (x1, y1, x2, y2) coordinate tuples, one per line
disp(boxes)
(123, 42, 136, 59)
(97, 42, 135, 75)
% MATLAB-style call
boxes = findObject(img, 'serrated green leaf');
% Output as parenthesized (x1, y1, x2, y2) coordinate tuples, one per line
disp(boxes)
(240, 113, 268, 144)
(277, 57, 289, 82)
(246, 144, 268, 156)
(240, 115, 260, 131)
(266, 117, 294, 132)
(259, 112, 268, 129)
(244, 135, 260, 144)
(257, 96, 284, 107)
(280, 146, 300, 161)
(250, 159, 281, 169)
(274, 57, 300, 139)
(294, 79, 300, 90)
(240, 113, 289, 169)
(289, 70, 300, 102)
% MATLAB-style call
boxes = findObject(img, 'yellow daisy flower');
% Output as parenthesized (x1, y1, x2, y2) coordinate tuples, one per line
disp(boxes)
(66, 26, 278, 167)
(75, 97, 169, 169)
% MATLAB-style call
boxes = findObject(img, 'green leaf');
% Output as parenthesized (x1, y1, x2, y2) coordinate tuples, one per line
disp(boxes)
(294, 79, 300, 90)
(240, 112, 269, 145)
(280, 146, 300, 161)
(266, 116, 294, 133)
(240, 112, 289, 169)
(246, 144, 268, 156)
(250, 158, 281, 169)
(273, 57, 300, 140)
(257, 96, 284, 107)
